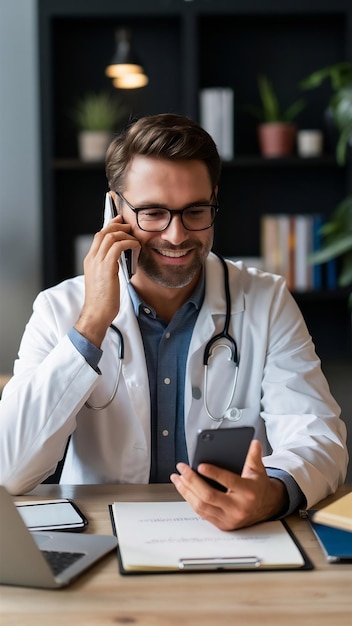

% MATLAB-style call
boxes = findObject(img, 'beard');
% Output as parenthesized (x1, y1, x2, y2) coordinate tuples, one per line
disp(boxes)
(137, 235, 213, 288)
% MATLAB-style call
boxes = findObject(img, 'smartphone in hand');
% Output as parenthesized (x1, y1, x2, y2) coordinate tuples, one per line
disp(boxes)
(191, 426, 254, 492)
(106, 193, 136, 280)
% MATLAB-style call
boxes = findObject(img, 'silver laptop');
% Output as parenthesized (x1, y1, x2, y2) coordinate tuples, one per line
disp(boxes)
(0, 485, 117, 588)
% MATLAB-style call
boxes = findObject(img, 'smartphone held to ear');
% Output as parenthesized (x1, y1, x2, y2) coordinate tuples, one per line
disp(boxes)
(122, 248, 137, 279)
(106, 192, 136, 280)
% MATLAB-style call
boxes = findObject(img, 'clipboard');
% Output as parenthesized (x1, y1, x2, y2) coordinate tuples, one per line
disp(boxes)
(109, 501, 313, 574)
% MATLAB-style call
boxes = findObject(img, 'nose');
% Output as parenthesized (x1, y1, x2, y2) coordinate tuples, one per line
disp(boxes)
(160, 213, 188, 245)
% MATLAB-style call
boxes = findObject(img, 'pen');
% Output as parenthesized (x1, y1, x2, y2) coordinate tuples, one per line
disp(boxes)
(179, 556, 261, 570)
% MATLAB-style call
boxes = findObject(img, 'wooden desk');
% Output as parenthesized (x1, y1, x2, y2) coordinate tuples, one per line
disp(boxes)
(1, 484, 351, 626)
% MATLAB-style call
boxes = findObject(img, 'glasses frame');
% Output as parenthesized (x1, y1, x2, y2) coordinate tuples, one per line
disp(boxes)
(117, 191, 219, 232)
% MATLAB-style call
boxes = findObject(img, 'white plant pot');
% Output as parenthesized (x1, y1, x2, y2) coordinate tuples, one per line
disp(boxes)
(297, 129, 323, 157)
(78, 130, 112, 162)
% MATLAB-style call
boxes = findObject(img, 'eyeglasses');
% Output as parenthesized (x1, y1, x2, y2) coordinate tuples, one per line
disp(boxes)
(117, 192, 219, 232)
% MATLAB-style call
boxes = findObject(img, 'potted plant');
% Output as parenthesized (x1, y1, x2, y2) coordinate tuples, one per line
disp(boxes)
(302, 63, 352, 308)
(71, 91, 128, 162)
(245, 75, 306, 157)
(300, 61, 352, 165)
(308, 195, 352, 308)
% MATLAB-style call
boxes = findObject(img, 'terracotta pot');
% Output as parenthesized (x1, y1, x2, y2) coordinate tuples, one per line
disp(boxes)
(257, 122, 297, 157)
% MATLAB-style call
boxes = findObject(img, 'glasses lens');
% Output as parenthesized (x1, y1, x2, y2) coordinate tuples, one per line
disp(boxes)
(136, 204, 217, 232)
(182, 205, 216, 231)
(137, 208, 170, 231)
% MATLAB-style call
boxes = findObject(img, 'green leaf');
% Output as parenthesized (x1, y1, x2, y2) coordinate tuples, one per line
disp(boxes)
(308, 195, 352, 295)
(245, 74, 307, 123)
(308, 235, 352, 265)
(71, 91, 128, 131)
(339, 254, 352, 287)
(282, 99, 306, 122)
(258, 75, 279, 122)
(300, 62, 352, 91)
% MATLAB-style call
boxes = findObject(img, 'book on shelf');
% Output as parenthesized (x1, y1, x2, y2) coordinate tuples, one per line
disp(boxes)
(312, 214, 323, 290)
(260, 214, 281, 275)
(200, 87, 234, 160)
(109, 500, 312, 574)
(260, 213, 336, 291)
(294, 214, 314, 291)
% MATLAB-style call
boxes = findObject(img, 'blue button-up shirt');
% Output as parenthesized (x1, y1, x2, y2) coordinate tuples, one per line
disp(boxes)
(129, 275, 204, 482)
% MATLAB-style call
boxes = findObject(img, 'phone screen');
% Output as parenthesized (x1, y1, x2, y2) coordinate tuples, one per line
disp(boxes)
(16, 499, 88, 531)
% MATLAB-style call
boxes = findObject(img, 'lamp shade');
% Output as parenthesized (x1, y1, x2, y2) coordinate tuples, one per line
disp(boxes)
(105, 28, 147, 82)
(113, 73, 149, 89)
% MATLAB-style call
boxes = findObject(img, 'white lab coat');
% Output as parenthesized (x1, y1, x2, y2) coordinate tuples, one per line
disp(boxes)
(0, 254, 348, 505)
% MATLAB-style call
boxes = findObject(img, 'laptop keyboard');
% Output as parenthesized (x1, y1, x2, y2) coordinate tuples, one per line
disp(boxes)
(42, 550, 85, 576)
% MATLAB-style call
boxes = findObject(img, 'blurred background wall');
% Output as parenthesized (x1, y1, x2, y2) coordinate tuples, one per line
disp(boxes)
(0, 0, 40, 374)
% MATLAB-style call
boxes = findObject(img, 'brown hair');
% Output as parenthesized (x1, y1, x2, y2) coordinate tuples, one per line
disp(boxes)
(105, 113, 221, 192)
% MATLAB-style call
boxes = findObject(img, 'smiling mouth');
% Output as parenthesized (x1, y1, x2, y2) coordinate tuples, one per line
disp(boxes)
(158, 249, 190, 258)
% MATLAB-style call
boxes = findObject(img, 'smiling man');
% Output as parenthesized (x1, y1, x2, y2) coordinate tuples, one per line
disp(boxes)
(0, 113, 347, 530)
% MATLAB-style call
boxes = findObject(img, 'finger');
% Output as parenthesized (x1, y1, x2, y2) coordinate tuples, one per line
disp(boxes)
(170, 465, 235, 531)
(170, 463, 216, 500)
(241, 439, 265, 479)
(88, 230, 139, 266)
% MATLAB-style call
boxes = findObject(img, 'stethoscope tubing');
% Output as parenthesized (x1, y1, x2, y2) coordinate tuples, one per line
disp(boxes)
(85, 324, 124, 410)
(85, 253, 240, 419)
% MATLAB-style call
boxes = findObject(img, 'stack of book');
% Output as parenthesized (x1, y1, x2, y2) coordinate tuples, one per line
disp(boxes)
(307, 492, 352, 563)
(260, 213, 337, 292)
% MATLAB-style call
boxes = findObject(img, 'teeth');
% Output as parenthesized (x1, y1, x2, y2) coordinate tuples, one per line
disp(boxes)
(160, 250, 188, 258)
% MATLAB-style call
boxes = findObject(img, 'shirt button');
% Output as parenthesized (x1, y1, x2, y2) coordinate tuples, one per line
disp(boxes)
(143, 307, 151, 314)
(165, 332, 171, 339)
(162, 429, 169, 437)
(163, 377, 171, 385)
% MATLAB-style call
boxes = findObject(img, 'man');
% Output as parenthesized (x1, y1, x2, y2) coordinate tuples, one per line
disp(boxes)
(0, 114, 347, 530)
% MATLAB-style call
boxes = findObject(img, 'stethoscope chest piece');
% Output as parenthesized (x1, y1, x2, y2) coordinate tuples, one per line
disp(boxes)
(224, 407, 242, 421)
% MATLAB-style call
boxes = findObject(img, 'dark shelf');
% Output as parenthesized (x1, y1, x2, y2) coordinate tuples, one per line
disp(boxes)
(39, 0, 352, 360)
(54, 158, 106, 170)
(292, 288, 351, 302)
(54, 155, 338, 170)
(225, 156, 338, 168)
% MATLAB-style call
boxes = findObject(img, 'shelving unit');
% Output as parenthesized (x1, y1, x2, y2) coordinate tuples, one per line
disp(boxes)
(38, 0, 352, 359)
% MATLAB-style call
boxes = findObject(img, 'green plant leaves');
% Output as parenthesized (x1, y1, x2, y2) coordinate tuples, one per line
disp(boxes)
(331, 86, 352, 165)
(300, 62, 352, 91)
(308, 195, 352, 292)
(71, 91, 128, 131)
(300, 62, 352, 165)
(243, 75, 306, 123)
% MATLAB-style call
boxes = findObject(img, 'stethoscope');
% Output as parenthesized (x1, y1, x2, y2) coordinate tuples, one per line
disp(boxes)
(203, 252, 240, 423)
(86, 252, 240, 422)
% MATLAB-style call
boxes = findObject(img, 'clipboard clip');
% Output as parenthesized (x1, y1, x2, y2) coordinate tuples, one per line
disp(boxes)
(178, 556, 261, 570)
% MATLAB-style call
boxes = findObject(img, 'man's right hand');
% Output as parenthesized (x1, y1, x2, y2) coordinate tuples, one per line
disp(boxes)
(74, 216, 140, 347)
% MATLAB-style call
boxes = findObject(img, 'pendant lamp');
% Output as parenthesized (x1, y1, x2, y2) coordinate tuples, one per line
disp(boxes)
(105, 28, 149, 89)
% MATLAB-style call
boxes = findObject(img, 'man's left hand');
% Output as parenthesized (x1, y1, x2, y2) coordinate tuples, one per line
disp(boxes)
(170, 440, 288, 530)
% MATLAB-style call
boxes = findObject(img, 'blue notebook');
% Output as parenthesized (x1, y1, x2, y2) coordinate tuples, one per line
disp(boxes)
(307, 510, 352, 563)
